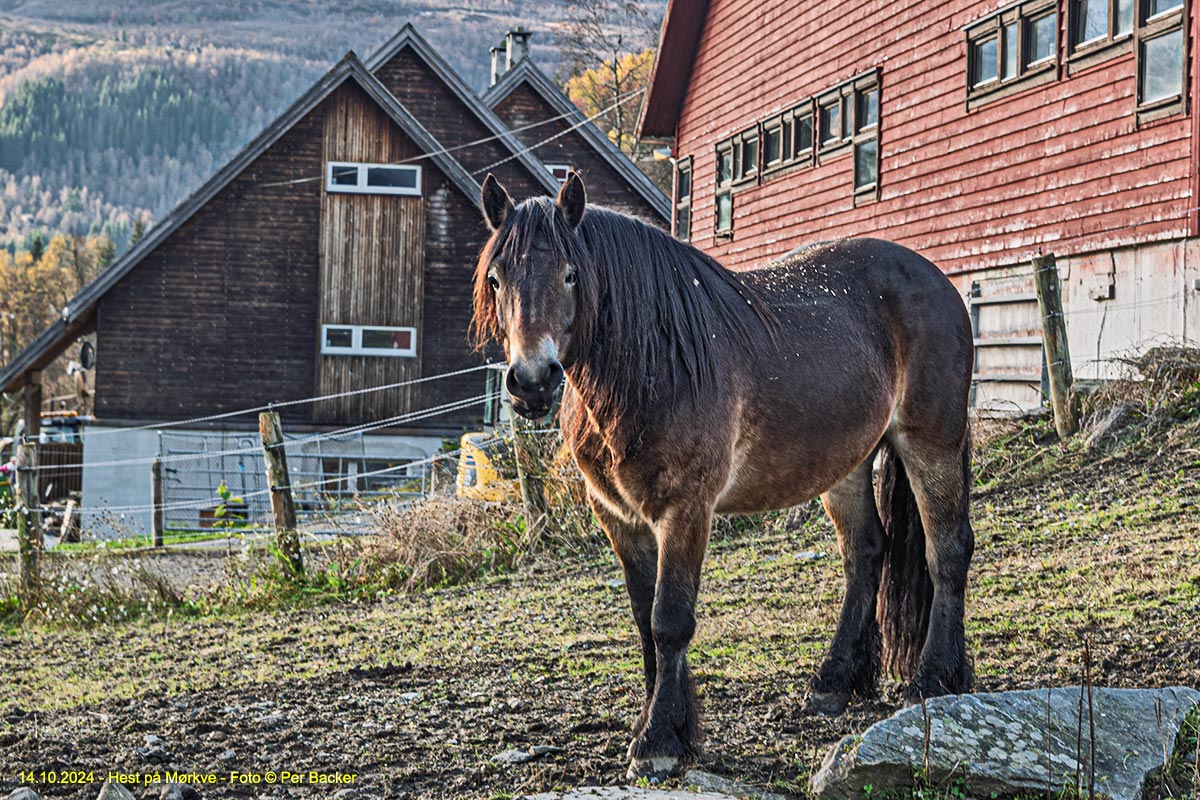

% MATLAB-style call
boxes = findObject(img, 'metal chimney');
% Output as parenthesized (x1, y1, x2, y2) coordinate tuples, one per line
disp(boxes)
(490, 27, 532, 86)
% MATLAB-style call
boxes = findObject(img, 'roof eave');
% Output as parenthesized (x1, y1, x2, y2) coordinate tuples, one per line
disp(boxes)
(484, 61, 671, 221)
(366, 24, 562, 197)
(636, 0, 710, 140)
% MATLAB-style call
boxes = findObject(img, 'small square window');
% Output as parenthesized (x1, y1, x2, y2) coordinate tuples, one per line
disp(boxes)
(330, 166, 358, 186)
(820, 101, 842, 146)
(1140, 27, 1183, 103)
(972, 36, 999, 85)
(716, 148, 733, 184)
(716, 192, 733, 233)
(1028, 13, 1057, 65)
(1147, 0, 1183, 16)
(795, 113, 813, 154)
(1073, 0, 1109, 45)
(764, 125, 782, 165)
(1115, 0, 1134, 33)
(857, 89, 879, 131)
(854, 140, 878, 189)
(546, 164, 572, 183)
(326, 162, 421, 196)
(325, 327, 353, 349)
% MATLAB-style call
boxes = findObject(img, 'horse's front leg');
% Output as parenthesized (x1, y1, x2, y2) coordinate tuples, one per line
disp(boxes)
(591, 499, 659, 736)
(626, 505, 709, 780)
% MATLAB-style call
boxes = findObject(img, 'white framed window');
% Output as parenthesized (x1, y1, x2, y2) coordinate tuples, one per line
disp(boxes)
(321, 325, 417, 357)
(545, 164, 572, 183)
(325, 162, 422, 196)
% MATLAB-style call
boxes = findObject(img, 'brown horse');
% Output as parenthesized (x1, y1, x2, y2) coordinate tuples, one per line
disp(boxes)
(472, 172, 975, 779)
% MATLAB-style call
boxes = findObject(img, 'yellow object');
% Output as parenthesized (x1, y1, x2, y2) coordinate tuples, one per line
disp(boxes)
(456, 432, 518, 502)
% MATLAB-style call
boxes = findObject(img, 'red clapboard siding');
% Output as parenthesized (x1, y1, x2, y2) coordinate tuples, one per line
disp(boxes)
(673, 0, 1195, 274)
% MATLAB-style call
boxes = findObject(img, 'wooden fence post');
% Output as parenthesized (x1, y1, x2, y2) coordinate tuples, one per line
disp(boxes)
(258, 411, 303, 576)
(510, 413, 550, 538)
(150, 459, 164, 548)
(14, 442, 41, 609)
(1032, 253, 1079, 438)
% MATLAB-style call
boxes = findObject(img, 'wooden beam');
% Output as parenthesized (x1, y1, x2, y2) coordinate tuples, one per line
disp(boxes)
(14, 442, 41, 610)
(1032, 254, 1078, 438)
(23, 372, 42, 439)
(258, 411, 304, 576)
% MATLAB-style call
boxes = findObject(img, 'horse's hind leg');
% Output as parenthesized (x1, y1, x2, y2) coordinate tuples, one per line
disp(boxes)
(808, 455, 884, 715)
(591, 499, 659, 736)
(891, 429, 975, 701)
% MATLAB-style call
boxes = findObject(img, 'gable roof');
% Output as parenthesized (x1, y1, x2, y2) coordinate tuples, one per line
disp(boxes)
(366, 24, 563, 197)
(482, 59, 671, 221)
(0, 53, 481, 395)
(637, 0, 710, 139)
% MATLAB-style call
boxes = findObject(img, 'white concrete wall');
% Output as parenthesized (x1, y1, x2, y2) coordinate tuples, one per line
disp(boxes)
(80, 428, 159, 538)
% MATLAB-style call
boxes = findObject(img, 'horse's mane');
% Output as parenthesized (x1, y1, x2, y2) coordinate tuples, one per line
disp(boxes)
(473, 198, 777, 441)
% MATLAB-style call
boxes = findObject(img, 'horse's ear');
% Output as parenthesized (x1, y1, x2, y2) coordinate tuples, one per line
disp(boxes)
(556, 171, 586, 230)
(481, 173, 514, 232)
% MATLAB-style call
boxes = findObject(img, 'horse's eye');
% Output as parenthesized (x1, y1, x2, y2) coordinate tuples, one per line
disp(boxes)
(564, 270, 577, 287)
(488, 275, 500, 292)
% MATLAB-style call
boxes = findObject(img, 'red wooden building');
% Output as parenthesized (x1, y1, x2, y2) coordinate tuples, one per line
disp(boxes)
(640, 0, 1198, 410)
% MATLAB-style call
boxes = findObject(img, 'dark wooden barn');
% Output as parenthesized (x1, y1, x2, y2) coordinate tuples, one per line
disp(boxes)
(0, 25, 668, 528)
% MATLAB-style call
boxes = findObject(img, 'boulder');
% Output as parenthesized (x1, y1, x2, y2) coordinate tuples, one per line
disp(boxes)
(96, 782, 137, 800)
(6, 788, 39, 800)
(811, 686, 1200, 800)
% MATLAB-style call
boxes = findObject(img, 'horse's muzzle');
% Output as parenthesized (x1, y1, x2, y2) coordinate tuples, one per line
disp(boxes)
(506, 361, 562, 419)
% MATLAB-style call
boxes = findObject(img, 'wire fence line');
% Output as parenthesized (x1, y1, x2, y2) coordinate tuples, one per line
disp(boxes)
(261, 88, 647, 189)
(42, 363, 494, 444)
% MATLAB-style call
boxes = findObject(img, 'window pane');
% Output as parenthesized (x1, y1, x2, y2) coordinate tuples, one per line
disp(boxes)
(1147, 0, 1184, 16)
(547, 165, 571, 182)
(1073, 0, 1107, 44)
(857, 88, 879, 131)
(820, 102, 841, 144)
(325, 327, 353, 348)
(744, 137, 758, 173)
(676, 207, 690, 240)
(841, 95, 853, 138)
(1142, 28, 1183, 103)
(972, 36, 999, 85)
(717, 149, 732, 184)
(716, 192, 733, 231)
(366, 166, 417, 189)
(1028, 13, 1057, 64)
(854, 139, 878, 189)
(330, 165, 358, 186)
(676, 166, 691, 200)
(1003, 23, 1018, 78)
(1115, 0, 1133, 34)
(796, 114, 813, 152)
(362, 328, 412, 351)
(765, 126, 782, 164)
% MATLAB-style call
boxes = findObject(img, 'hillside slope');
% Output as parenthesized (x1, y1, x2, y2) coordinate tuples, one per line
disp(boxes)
(0, 1, 664, 250)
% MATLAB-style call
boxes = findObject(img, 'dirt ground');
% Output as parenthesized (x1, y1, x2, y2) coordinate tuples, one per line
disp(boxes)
(2, 413, 1200, 799)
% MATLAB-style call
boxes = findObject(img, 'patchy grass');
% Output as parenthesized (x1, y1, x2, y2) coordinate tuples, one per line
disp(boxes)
(2, 354, 1200, 797)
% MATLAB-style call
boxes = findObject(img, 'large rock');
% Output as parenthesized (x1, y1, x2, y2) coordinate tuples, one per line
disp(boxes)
(96, 782, 137, 800)
(6, 788, 40, 800)
(811, 687, 1200, 800)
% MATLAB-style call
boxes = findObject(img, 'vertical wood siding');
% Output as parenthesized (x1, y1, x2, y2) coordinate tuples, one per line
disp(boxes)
(674, 0, 1194, 275)
(492, 83, 666, 220)
(316, 82, 426, 423)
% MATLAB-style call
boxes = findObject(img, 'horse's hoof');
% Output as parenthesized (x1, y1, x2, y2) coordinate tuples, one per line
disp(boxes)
(626, 755, 681, 782)
(806, 691, 851, 716)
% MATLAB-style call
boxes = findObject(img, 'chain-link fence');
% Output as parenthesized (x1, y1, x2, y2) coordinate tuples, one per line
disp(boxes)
(159, 430, 428, 537)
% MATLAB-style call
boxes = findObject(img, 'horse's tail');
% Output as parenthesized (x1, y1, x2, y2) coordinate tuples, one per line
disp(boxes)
(875, 441, 934, 681)
(875, 431, 973, 680)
